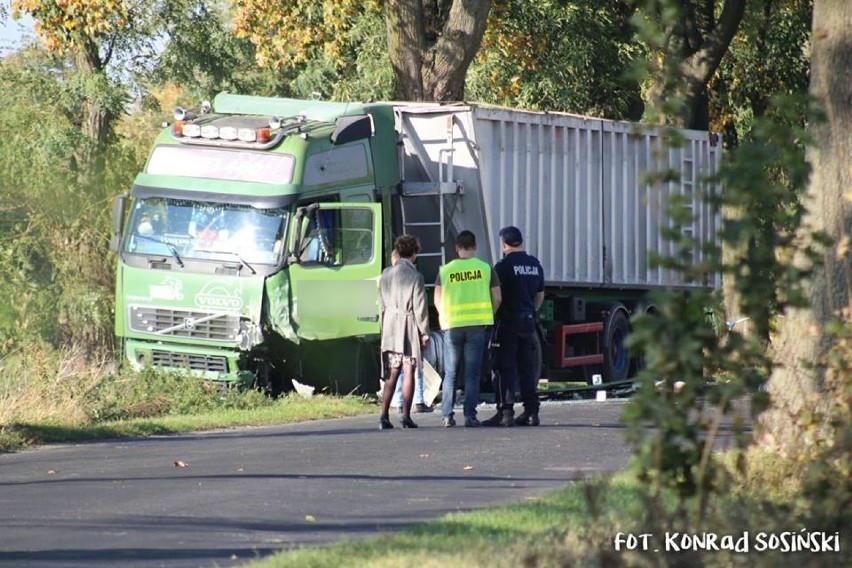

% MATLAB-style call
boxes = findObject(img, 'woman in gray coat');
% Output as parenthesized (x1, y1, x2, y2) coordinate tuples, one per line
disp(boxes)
(379, 235, 430, 429)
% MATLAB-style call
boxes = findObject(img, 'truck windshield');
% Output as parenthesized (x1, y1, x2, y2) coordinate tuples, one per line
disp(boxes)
(124, 198, 287, 266)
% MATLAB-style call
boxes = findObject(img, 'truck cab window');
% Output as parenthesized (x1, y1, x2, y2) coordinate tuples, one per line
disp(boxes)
(299, 208, 373, 266)
(124, 198, 288, 266)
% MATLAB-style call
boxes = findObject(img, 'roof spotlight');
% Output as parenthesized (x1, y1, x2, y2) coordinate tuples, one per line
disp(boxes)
(174, 107, 186, 121)
(269, 116, 282, 129)
(201, 100, 212, 114)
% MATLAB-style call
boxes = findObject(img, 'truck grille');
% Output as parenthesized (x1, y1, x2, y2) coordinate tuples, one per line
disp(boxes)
(150, 350, 229, 373)
(130, 306, 241, 342)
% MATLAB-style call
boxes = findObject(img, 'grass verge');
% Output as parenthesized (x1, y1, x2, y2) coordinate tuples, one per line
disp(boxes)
(0, 395, 375, 452)
(244, 453, 848, 568)
(0, 344, 376, 453)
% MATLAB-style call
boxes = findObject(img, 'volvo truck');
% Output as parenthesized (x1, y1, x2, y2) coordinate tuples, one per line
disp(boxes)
(111, 93, 721, 393)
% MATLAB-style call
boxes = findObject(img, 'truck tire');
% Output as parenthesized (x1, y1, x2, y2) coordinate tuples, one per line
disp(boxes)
(602, 305, 631, 382)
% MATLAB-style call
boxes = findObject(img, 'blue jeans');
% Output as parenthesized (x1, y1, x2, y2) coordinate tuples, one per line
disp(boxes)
(441, 328, 486, 419)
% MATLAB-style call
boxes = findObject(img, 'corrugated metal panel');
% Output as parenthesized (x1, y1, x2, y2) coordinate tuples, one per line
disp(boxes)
(602, 122, 721, 289)
(472, 107, 604, 286)
(396, 104, 721, 290)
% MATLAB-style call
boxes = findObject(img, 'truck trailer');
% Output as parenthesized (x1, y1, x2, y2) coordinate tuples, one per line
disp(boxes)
(111, 93, 721, 394)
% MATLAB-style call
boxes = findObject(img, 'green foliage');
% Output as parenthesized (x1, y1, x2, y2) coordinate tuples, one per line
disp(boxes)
(710, 0, 812, 146)
(322, 9, 395, 102)
(153, 0, 294, 101)
(467, 0, 644, 118)
(0, 225, 59, 350)
(0, 340, 377, 452)
(0, 45, 144, 356)
(717, 95, 821, 338)
(622, 0, 817, 532)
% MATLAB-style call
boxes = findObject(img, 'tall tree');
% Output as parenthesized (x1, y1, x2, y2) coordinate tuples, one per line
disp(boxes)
(642, 0, 746, 129)
(759, 0, 852, 451)
(11, 0, 160, 175)
(466, 0, 644, 119)
(385, 0, 491, 100)
(710, 0, 812, 146)
(233, 0, 493, 101)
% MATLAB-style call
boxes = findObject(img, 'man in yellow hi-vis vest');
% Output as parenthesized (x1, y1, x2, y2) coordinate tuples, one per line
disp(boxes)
(434, 231, 502, 427)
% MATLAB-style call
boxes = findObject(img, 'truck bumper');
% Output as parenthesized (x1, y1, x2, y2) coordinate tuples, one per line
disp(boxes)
(123, 339, 254, 386)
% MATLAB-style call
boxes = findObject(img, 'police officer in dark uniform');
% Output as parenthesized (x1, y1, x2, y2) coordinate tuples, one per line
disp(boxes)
(483, 226, 545, 427)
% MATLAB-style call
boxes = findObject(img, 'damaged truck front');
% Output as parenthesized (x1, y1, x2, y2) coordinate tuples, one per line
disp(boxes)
(112, 94, 397, 393)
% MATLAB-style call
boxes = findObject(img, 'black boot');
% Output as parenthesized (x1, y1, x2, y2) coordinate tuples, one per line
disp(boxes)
(498, 409, 516, 427)
(379, 415, 394, 430)
(483, 408, 515, 427)
(515, 411, 540, 426)
(481, 410, 503, 427)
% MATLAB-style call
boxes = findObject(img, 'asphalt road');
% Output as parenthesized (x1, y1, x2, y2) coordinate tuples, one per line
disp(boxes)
(0, 400, 632, 568)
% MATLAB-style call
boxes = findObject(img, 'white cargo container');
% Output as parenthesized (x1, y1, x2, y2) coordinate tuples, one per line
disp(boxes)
(395, 104, 721, 290)
(394, 103, 721, 382)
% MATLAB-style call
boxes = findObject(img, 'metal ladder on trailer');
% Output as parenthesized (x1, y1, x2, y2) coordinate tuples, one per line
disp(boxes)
(396, 112, 464, 288)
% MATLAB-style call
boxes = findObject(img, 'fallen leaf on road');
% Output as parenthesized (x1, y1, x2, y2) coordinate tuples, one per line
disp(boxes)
(47, 470, 56, 475)
(174, 460, 189, 468)
(305, 515, 316, 522)
(419, 454, 430, 459)
(463, 465, 474, 471)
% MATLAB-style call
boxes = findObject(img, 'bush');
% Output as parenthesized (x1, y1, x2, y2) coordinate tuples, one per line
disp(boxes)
(0, 341, 273, 430)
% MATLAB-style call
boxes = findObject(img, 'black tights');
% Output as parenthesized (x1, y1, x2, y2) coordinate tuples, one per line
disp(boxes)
(381, 361, 415, 419)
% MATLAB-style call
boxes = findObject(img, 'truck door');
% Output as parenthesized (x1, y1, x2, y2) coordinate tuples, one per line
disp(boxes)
(288, 202, 383, 340)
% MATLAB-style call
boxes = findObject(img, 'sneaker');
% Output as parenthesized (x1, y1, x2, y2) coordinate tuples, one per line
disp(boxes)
(413, 403, 434, 413)
(515, 412, 540, 426)
(464, 417, 482, 427)
(442, 416, 456, 428)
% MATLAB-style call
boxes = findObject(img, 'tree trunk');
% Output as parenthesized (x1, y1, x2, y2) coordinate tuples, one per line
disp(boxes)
(648, 0, 746, 129)
(386, 0, 492, 101)
(681, 0, 746, 129)
(386, 0, 427, 100)
(758, 0, 852, 453)
(71, 44, 112, 183)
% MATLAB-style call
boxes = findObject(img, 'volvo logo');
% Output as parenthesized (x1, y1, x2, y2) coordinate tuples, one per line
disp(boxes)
(184, 317, 197, 330)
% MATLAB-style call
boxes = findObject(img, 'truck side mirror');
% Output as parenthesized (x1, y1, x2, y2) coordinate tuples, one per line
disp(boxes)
(110, 194, 127, 252)
(330, 114, 374, 145)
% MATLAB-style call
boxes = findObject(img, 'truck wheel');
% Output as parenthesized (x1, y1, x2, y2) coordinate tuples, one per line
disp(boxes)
(602, 305, 631, 382)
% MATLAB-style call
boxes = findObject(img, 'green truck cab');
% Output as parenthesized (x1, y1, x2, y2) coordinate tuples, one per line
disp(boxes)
(113, 94, 400, 393)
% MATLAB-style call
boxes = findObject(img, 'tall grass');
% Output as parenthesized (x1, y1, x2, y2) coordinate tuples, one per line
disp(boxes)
(0, 340, 375, 452)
